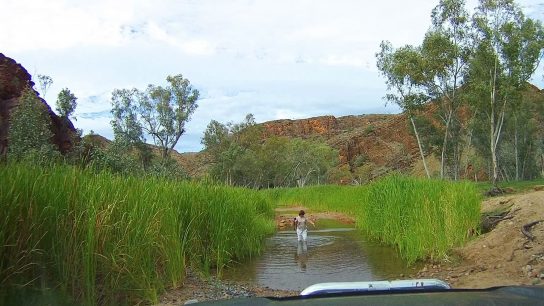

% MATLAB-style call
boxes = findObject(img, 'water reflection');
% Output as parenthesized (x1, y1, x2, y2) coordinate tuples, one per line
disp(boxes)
(221, 220, 418, 291)
(295, 241, 308, 272)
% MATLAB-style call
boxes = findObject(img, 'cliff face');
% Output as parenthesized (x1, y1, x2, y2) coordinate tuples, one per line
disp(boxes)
(263, 113, 419, 171)
(0, 53, 77, 157)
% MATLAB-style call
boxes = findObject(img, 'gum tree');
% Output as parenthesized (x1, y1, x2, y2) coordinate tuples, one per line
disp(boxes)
(376, 41, 431, 178)
(139, 74, 199, 159)
(419, 0, 472, 179)
(468, 0, 544, 185)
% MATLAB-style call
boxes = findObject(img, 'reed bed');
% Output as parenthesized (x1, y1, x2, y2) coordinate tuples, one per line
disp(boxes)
(0, 163, 274, 305)
(268, 175, 481, 264)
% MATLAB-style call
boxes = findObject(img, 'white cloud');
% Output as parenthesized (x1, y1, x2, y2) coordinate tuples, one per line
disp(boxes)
(319, 55, 366, 68)
(2, 0, 542, 153)
(0, 0, 130, 53)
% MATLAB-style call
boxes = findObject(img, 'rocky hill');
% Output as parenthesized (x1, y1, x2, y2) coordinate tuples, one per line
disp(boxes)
(0, 53, 77, 158)
(262, 113, 419, 171)
(4, 52, 541, 182)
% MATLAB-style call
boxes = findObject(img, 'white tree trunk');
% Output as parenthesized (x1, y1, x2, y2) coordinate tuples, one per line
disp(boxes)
(410, 116, 431, 179)
(514, 115, 519, 180)
(440, 110, 453, 179)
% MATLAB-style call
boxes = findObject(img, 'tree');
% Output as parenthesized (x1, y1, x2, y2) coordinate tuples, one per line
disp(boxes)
(201, 115, 338, 188)
(376, 41, 431, 178)
(468, 0, 544, 185)
(110, 88, 152, 169)
(202, 120, 230, 156)
(420, 0, 472, 179)
(36, 74, 53, 99)
(202, 114, 260, 186)
(110, 88, 145, 148)
(139, 74, 199, 159)
(56, 88, 77, 120)
(8, 87, 58, 162)
(288, 138, 338, 187)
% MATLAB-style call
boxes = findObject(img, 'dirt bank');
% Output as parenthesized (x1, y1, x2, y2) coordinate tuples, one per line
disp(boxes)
(275, 206, 355, 230)
(415, 190, 544, 288)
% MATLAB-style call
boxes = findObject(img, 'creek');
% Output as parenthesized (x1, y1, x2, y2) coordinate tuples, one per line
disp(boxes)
(221, 219, 418, 291)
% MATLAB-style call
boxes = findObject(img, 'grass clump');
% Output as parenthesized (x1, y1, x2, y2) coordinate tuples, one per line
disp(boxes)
(269, 175, 481, 264)
(0, 163, 274, 305)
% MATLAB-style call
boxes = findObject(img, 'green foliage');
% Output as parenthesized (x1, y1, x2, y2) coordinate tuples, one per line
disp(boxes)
(8, 87, 60, 164)
(56, 88, 77, 119)
(147, 157, 188, 179)
(36, 74, 53, 98)
(376, 41, 428, 111)
(87, 144, 143, 175)
(0, 163, 274, 305)
(110, 88, 145, 148)
(140, 74, 199, 159)
(110, 74, 199, 161)
(363, 125, 375, 135)
(268, 175, 481, 263)
(467, 0, 544, 183)
(203, 115, 338, 188)
(201, 119, 229, 155)
(377, 0, 544, 182)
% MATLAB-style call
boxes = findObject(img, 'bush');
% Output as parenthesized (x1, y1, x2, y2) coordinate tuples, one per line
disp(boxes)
(8, 87, 60, 162)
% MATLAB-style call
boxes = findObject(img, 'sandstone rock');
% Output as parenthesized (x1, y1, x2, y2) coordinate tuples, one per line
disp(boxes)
(0, 53, 78, 157)
(262, 114, 420, 181)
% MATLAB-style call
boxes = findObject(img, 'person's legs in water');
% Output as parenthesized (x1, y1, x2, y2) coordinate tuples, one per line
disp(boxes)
(297, 240, 308, 253)
(296, 228, 303, 241)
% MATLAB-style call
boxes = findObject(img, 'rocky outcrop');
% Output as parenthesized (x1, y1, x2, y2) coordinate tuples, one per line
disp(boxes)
(262, 113, 419, 171)
(0, 53, 77, 157)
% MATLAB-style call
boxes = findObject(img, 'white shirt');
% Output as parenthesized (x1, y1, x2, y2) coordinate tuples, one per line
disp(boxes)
(295, 216, 308, 231)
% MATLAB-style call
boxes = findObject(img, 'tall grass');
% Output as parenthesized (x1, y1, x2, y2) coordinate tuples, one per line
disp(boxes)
(0, 163, 274, 305)
(268, 175, 481, 264)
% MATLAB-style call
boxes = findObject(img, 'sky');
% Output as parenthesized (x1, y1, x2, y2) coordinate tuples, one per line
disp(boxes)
(1, 0, 543, 152)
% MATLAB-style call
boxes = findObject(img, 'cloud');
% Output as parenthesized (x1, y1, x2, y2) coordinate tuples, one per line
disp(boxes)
(78, 110, 111, 119)
(3, 0, 542, 153)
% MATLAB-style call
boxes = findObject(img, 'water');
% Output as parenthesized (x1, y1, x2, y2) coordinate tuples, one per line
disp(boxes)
(221, 220, 418, 291)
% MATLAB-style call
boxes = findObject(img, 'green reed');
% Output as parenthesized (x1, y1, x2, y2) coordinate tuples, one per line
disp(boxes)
(268, 175, 481, 264)
(0, 163, 274, 305)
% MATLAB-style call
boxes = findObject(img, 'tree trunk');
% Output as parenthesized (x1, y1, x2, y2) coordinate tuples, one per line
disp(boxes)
(541, 153, 544, 178)
(410, 116, 430, 179)
(440, 110, 453, 179)
(514, 115, 519, 180)
(490, 62, 499, 187)
(464, 128, 473, 180)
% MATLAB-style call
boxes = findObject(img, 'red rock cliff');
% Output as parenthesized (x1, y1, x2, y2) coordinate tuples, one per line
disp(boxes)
(262, 113, 419, 172)
(0, 53, 77, 157)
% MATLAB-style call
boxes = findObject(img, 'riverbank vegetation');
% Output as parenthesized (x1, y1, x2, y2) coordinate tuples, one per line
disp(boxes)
(268, 175, 481, 264)
(202, 114, 338, 188)
(0, 163, 274, 305)
(376, 0, 544, 184)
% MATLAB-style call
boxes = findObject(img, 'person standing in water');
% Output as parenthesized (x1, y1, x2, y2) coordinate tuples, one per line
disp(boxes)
(294, 210, 315, 242)
(294, 210, 315, 271)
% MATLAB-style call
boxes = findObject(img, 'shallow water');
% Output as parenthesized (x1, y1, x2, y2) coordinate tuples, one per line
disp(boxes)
(221, 220, 419, 291)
